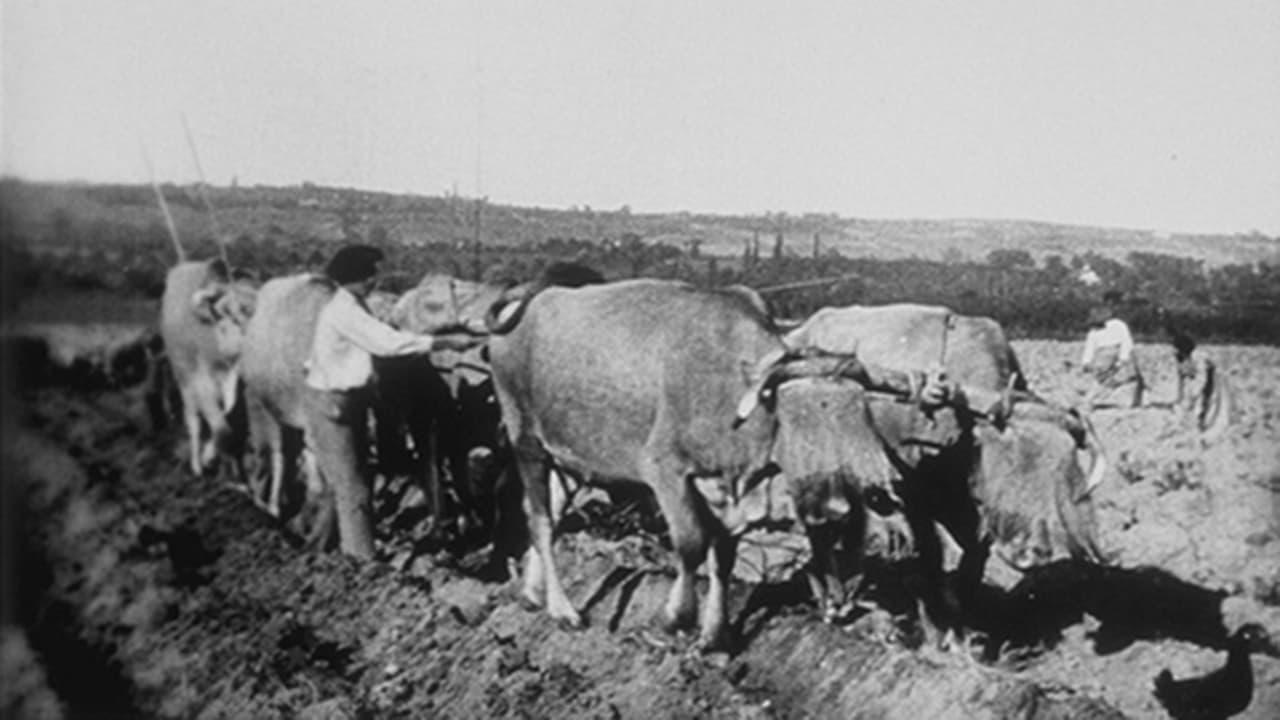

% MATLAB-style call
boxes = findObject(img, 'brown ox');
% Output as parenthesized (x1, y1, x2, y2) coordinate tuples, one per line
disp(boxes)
(159, 259, 257, 477)
(487, 279, 961, 650)
(386, 264, 606, 549)
(379, 274, 508, 538)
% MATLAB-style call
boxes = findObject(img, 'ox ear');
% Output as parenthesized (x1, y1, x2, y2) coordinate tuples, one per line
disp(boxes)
(231, 267, 260, 285)
(191, 287, 223, 324)
(214, 291, 254, 327)
(207, 259, 231, 282)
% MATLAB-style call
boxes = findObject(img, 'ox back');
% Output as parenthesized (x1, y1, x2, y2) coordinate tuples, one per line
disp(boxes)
(786, 303, 1025, 393)
(240, 274, 334, 431)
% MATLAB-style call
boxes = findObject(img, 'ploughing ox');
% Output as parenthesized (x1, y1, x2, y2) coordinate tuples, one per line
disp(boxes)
(486, 279, 984, 650)
(782, 303, 1106, 622)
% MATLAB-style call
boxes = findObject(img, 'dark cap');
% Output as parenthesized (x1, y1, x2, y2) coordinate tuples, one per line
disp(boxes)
(325, 244, 385, 285)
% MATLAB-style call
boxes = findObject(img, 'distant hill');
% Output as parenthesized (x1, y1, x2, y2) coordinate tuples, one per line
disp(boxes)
(2, 178, 1277, 268)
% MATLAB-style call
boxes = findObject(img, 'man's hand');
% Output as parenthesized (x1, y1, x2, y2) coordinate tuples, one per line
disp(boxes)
(430, 332, 484, 353)
(461, 317, 490, 335)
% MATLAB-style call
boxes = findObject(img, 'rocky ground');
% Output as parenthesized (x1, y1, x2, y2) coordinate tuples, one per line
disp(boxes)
(2, 336, 1278, 719)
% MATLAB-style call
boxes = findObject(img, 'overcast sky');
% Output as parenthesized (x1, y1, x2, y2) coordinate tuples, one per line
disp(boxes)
(4, 1, 1279, 235)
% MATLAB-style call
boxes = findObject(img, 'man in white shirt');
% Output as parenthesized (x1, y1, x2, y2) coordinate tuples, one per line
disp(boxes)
(1080, 304, 1144, 409)
(304, 245, 482, 559)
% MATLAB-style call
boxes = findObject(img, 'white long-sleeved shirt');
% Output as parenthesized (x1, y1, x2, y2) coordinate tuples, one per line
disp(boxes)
(305, 287, 432, 391)
(1082, 318, 1134, 367)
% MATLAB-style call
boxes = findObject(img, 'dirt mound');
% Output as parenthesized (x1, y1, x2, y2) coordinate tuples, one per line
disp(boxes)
(4, 383, 1128, 719)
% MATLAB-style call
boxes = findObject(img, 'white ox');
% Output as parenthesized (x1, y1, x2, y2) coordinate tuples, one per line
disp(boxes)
(159, 259, 257, 477)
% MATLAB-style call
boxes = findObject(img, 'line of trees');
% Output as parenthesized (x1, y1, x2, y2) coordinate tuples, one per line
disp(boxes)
(5, 208, 1277, 345)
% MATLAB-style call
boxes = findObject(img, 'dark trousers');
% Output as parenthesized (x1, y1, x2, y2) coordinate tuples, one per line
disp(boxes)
(303, 386, 375, 559)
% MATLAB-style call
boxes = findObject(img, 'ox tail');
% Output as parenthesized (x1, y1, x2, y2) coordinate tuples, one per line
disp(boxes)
(485, 262, 607, 335)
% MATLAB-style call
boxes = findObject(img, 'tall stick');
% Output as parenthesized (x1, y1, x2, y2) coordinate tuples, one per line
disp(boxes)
(140, 140, 186, 263)
(181, 114, 230, 267)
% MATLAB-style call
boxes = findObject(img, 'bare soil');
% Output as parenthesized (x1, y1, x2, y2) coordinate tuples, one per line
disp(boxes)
(3, 337, 1278, 719)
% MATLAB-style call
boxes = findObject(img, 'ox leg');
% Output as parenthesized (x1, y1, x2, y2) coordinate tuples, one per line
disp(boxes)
(644, 460, 707, 636)
(301, 448, 338, 551)
(244, 393, 272, 508)
(901, 488, 948, 634)
(190, 376, 231, 476)
(699, 531, 738, 652)
(909, 471, 982, 651)
(266, 436, 287, 518)
(425, 418, 445, 537)
(486, 452, 527, 580)
(180, 385, 205, 476)
(143, 351, 172, 433)
(804, 515, 867, 624)
(517, 453, 582, 627)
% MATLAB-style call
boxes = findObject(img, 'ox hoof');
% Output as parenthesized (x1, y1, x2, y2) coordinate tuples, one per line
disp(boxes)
(622, 628, 680, 654)
(548, 605, 584, 630)
(697, 650, 731, 669)
(693, 631, 732, 656)
(660, 609, 699, 636)
(516, 592, 543, 613)
(555, 615, 586, 632)
(823, 598, 869, 625)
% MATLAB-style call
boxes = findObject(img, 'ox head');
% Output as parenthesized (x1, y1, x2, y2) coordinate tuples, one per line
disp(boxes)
(387, 276, 496, 397)
(733, 347, 1020, 620)
(734, 348, 982, 511)
(391, 274, 501, 336)
(191, 272, 258, 358)
(968, 398, 1106, 570)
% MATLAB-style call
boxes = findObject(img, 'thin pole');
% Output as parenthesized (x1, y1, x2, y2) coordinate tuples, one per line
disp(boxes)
(181, 114, 230, 267)
(754, 272, 862, 296)
(140, 140, 185, 263)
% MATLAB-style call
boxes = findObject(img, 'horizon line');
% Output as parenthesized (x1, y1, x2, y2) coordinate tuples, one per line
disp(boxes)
(3, 173, 1278, 241)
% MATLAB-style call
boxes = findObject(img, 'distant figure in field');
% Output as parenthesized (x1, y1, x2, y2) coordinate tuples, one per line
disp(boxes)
(1158, 307, 1233, 437)
(1158, 307, 1198, 410)
(1080, 297, 1144, 409)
